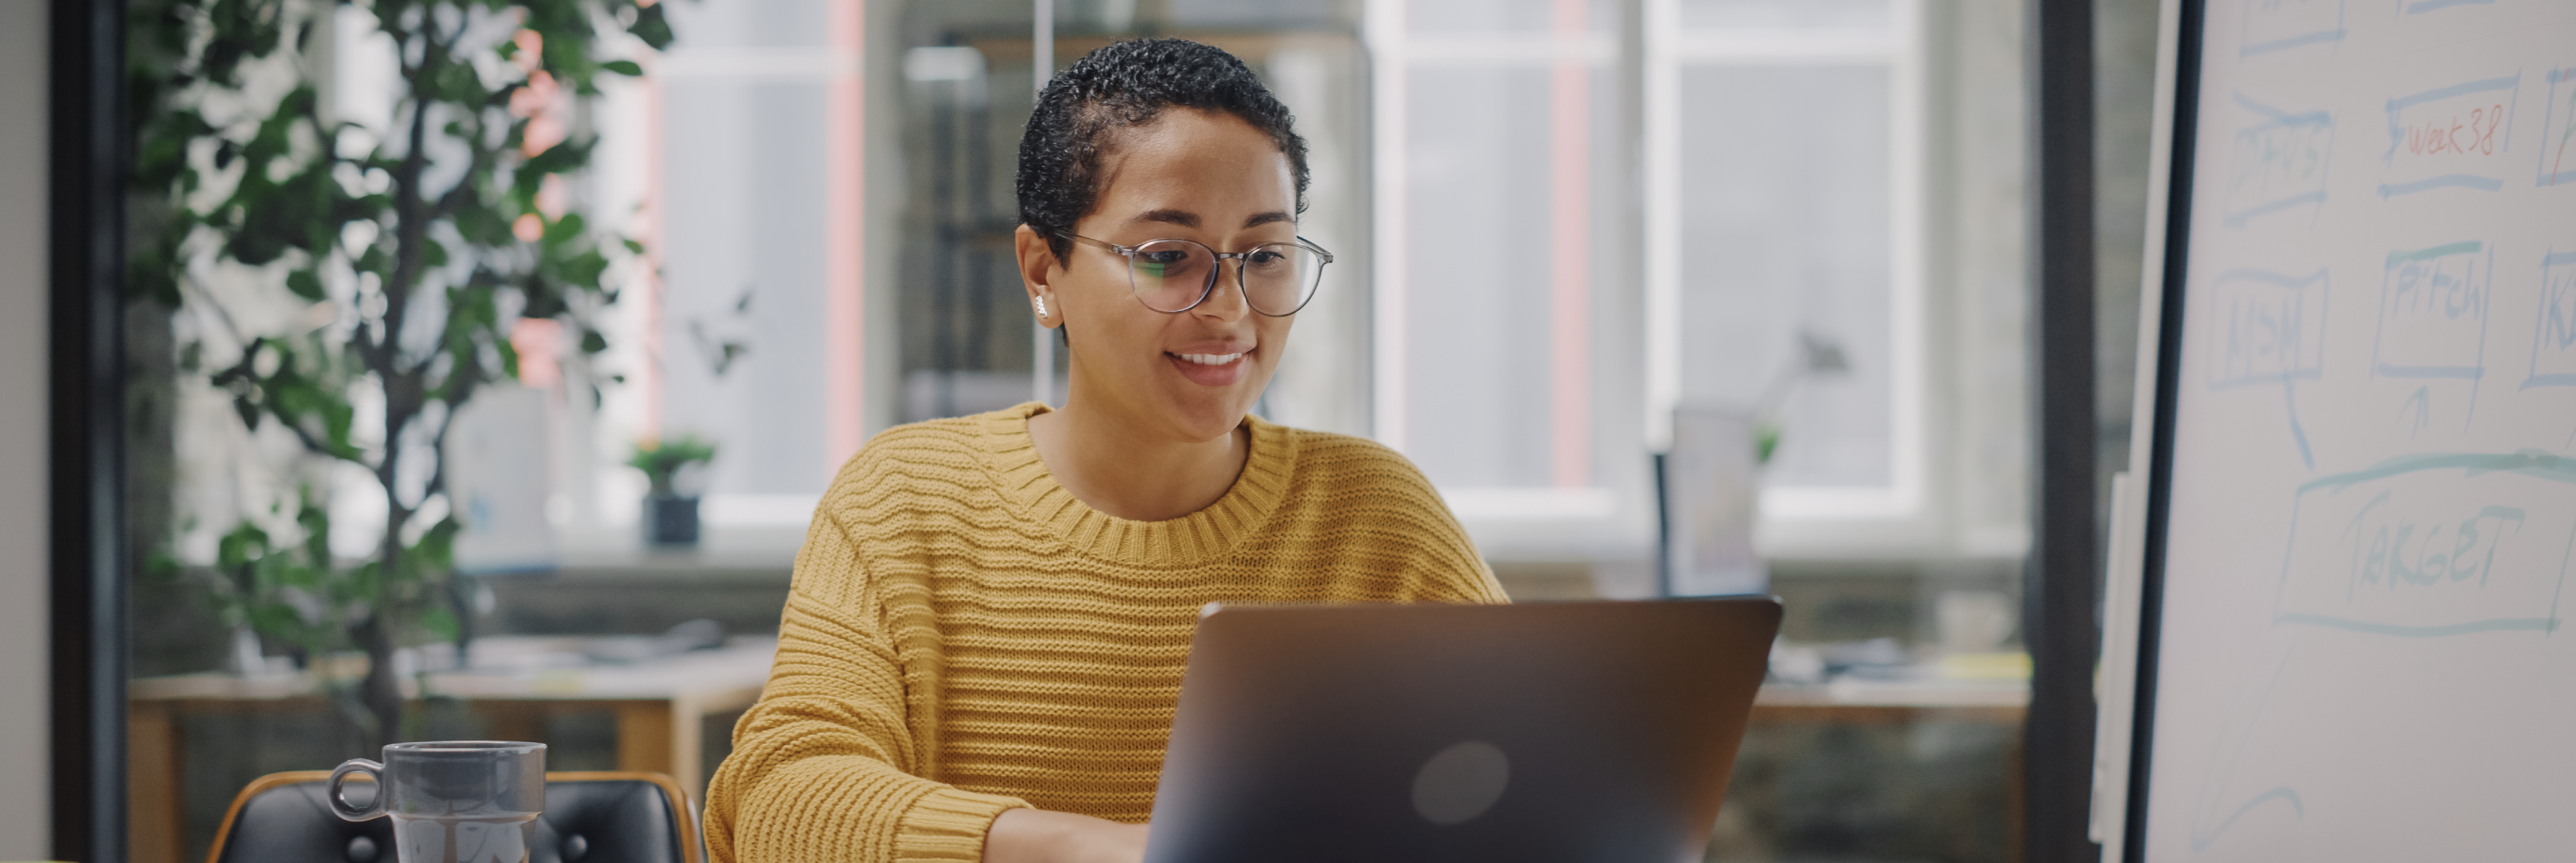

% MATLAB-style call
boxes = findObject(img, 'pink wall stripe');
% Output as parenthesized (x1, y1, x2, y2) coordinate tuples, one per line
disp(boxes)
(642, 57, 667, 443)
(1547, 0, 1592, 488)
(823, 0, 868, 468)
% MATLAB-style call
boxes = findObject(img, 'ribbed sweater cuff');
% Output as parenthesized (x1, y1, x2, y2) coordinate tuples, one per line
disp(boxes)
(893, 787, 1029, 862)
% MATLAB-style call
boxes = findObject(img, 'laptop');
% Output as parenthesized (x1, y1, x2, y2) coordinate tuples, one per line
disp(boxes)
(1144, 597, 1783, 863)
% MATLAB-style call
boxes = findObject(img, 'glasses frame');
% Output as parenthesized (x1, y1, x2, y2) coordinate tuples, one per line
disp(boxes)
(1058, 231, 1336, 317)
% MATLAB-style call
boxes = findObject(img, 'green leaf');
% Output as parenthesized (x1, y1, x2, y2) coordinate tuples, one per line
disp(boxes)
(629, 435, 717, 491)
(250, 602, 308, 639)
(496, 335, 521, 380)
(351, 560, 383, 594)
(519, 140, 587, 179)
(455, 206, 510, 246)
(601, 60, 644, 76)
(420, 605, 459, 642)
(130, 262, 181, 308)
(286, 269, 325, 300)
(542, 212, 585, 244)
(628, 3, 674, 50)
(321, 400, 355, 454)
(217, 524, 271, 570)
(558, 249, 608, 287)
(412, 519, 458, 570)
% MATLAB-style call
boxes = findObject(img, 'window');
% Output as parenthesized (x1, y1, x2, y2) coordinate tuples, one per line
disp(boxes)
(1369, 0, 1634, 547)
(567, 0, 869, 538)
(1647, 0, 1928, 524)
(1375, 0, 2016, 561)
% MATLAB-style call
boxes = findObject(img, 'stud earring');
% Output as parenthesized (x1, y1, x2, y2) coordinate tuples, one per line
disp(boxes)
(1034, 297, 1047, 318)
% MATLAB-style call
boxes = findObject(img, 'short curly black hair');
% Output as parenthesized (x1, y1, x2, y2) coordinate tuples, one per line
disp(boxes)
(1017, 38, 1311, 263)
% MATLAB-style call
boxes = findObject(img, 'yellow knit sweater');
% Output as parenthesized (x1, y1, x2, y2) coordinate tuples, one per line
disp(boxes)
(702, 403, 1508, 863)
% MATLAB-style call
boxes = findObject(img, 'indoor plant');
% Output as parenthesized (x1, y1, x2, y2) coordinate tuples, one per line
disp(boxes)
(133, 0, 674, 748)
(629, 436, 716, 546)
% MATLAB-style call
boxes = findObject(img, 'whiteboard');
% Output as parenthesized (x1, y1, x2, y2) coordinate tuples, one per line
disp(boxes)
(2110, 0, 2576, 861)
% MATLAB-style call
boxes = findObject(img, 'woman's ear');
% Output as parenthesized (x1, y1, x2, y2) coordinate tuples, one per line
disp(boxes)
(1014, 224, 1061, 330)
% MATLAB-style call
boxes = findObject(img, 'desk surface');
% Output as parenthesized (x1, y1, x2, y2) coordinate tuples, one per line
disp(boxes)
(129, 636, 778, 702)
(1755, 678, 2030, 709)
(131, 635, 2026, 710)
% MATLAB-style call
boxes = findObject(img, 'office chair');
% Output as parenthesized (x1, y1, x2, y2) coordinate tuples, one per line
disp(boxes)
(206, 770, 702, 863)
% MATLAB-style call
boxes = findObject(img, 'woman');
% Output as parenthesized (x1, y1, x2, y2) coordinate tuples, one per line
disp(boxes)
(702, 38, 1505, 863)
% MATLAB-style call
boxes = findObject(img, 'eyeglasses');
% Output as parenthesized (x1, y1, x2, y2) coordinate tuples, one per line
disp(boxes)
(1059, 232, 1334, 317)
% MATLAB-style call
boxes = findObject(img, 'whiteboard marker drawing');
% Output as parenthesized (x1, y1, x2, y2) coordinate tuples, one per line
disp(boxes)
(2125, 2, 2576, 857)
(2273, 451, 2572, 637)
(2534, 67, 2576, 186)
(2208, 267, 2331, 468)
(2371, 240, 2495, 423)
(2400, 0, 2495, 17)
(2225, 93, 2336, 228)
(2239, 0, 2344, 58)
(2379, 73, 2520, 198)
(2185, 641, 2304, 853)
(2525, 249, 2576, 389)
(2396, 385, 2431, 438)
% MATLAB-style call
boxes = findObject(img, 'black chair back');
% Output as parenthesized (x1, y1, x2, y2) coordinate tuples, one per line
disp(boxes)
(208, 771, 699, 863)
(208, 773, 393, 863)
(529, 772, 697, 863)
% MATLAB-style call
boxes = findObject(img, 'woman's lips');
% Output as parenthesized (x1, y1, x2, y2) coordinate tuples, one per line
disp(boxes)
(1167, 350, 1250, 386)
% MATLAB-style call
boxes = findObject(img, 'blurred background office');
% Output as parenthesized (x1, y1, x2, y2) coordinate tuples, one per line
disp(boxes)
(0, 0, 2163, 860)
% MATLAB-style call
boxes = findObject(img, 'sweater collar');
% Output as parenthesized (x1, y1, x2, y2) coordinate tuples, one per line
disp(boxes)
(980, 402, 1296, 568)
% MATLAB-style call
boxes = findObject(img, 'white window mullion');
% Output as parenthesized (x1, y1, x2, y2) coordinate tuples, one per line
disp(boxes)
(1649, 0, 1932, 532)
(1759, 0, 1927, 521)
(1366, 0, 1409, 452)
(1643, 0, 1683, 453)
(1371, 0, 1623, 534)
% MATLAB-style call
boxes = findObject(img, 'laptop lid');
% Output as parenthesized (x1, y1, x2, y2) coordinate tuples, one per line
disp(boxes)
(1144, 597, 1782, 863)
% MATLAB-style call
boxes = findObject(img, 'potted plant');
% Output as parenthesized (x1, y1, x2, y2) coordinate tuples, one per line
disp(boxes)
(630, 436, 716, 546)
(131, 0, 674, 748)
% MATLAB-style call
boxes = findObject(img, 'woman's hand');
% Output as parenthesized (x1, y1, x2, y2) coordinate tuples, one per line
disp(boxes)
(982, 808, 1150, 863)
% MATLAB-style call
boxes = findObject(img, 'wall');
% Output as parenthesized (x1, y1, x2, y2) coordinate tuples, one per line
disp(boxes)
(0, 0, 51, 855)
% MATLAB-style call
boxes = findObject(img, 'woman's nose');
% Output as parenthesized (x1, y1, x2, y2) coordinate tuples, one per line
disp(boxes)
(1192, 262, 1252, 321)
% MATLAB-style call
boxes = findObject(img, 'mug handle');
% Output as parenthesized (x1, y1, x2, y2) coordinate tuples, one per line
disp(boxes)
(327, 758, 389, 821)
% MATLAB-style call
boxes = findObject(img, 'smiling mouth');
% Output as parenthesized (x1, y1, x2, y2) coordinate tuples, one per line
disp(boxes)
(1172, 352, 1244, 365)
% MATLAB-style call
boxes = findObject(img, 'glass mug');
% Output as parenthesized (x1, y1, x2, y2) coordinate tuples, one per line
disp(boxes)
(329, 741, 547, 863)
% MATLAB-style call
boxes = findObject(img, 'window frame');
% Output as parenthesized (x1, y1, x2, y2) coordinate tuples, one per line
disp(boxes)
(1642, 0, 1936, 535)
(1366, 0, 1628, 529)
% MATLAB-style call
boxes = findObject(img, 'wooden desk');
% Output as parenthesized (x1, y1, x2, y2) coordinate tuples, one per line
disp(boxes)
(1754, 677, 2030, 711)
(128, 637, 775, 863)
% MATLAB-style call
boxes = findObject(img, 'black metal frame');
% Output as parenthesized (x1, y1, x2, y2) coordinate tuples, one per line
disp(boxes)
(51, 0, 129, 858)
(2024, 0, 2100, 861)
(2120, 1, 2210, 860)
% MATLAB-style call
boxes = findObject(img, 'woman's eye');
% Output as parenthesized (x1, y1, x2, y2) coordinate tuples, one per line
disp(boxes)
(1247, 250, 1285, 266)
(1140, 251, 1191, 266)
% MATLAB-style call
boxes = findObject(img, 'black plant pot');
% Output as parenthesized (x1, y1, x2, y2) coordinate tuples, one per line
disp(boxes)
(644, 495, 701, 546)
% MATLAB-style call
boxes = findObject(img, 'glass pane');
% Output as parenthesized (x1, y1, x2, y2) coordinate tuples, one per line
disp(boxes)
(1168, 0, 1343, 28)
(660, 78, 837, 496)
(1407, 0, 1612, 35)
(1677, 64, 1893, 488)
(1680, 0, 1892, 30)
(893, 21, 1041, 425)
(1402, 66, 1559, 488)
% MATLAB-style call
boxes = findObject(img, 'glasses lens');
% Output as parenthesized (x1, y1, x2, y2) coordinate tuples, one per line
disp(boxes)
(1240, 244, 1324, 315)
(1128, 240, 1218, 311)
